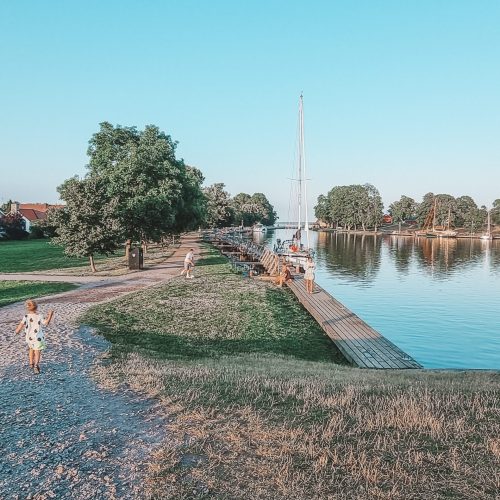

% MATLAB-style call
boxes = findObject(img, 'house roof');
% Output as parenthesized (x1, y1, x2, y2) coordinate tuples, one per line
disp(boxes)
(19, 203, 64, 212)
(19, 209, 47, 222)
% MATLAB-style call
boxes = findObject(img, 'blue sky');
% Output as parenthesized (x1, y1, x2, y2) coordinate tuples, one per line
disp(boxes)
(1, 0, 499, 219)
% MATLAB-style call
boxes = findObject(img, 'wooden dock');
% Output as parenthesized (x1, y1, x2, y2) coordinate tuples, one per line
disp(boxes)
(207, 230, 422, 370)
(287, 277, 422, 369)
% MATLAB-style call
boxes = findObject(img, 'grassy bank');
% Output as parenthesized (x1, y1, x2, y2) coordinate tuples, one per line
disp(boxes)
(0, 240, 103, 272)
(0, 281, 78, 307)
(83, 245, 500, 499)
(0, 239, 174, 275)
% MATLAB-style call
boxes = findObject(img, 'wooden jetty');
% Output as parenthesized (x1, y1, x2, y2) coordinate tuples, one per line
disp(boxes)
(207, 230, 422, 370)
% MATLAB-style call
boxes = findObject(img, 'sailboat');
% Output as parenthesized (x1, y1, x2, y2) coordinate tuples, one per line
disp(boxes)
(274, 94, 313, 266)
(415, 199, 457, 238)
(480, 210, 493, 241)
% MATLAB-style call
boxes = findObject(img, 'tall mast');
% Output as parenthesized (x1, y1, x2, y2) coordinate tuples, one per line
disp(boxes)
(432, 198, 437, 231)
(300, 94, 310, 249)
(297, 96, 302, 236)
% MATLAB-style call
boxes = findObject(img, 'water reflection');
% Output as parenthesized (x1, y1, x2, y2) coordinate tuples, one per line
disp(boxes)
(260, 230, 500, 284)
(316, 232, 382, 285)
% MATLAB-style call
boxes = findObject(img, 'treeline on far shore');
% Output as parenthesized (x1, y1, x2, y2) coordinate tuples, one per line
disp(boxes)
(314, 184, 500, 231)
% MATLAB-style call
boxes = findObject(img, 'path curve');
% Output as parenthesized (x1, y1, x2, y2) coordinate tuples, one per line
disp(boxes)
(0, 235, 202, 499)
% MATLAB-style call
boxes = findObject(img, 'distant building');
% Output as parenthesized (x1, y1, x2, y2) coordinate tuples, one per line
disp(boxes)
(382, 214, 393, 224)
(9, 202, 63, 232)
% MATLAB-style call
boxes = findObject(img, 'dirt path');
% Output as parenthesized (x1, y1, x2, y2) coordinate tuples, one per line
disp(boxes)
(0, 235, 202, 499)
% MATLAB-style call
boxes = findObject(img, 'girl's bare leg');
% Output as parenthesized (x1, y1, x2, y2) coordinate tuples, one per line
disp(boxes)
(28, 348, 34, 367)
(34, 350, 41, 367)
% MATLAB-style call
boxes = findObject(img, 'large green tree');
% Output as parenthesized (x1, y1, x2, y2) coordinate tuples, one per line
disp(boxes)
(86, 122, 187, 244)
(230, 192, 277, 226)
(389, 195, 417, 222)
(203, 183, 234, 228)
(316, 184, 383, 230)
(48, 176, 122, 272)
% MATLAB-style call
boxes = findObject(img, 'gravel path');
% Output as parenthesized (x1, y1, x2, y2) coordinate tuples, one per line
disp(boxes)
(0, 236, 201, 499)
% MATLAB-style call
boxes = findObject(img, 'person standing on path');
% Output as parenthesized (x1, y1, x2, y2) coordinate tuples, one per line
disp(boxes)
(180, 248, 195, 279)
(304, 255, 316, 294)
(14, 299, 54, 374)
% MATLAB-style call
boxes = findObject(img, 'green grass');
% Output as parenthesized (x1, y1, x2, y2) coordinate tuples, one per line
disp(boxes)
(84, 246, 342, 363)
(0, 239, 120, 273)
(83, 245, 500, 499)
(0, 280, 78, 307)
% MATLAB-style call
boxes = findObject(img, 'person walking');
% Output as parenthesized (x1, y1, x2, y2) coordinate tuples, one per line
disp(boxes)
(14, 299, 54, 374)
(304, 255, 316, 294)
(180, 248, 195, 279)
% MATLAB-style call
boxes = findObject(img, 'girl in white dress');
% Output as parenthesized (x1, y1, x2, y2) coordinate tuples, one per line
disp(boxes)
(15, 300, 54, 374)
(304, 256, 316, 294)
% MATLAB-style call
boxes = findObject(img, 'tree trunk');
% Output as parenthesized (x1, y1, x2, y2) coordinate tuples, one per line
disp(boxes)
(142, 240, 148, 254)
(89, 254, 97, 273)
(125, 239, 131, 260)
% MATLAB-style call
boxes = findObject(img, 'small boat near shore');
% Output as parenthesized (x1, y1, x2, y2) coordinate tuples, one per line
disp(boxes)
(415, 201, 457, 238)
(252, 223, 267, 233)
(480, 210, 493, 241)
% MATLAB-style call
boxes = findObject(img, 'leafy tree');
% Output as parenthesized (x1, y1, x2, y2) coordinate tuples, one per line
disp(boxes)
(389, 195, 417, 222)
(314, 194, 330, 225)
(316, 184, 383, 230)
(231, 193, 252, 226)
(363, 183, 384, 230)
(434, 194, 457, 227)
(455, 196, 477, 227)
(416, 192, 435, 226)
(86, 122, 186, 244)
(249, 193, 277, 225)
(48, 176, 122, 272)
(230, 192, 277, 226)
(172, 166, 206, 232)
(0, 212, 28, 240)
(203, 183, 233, 228)
(463, 207, 487, 233)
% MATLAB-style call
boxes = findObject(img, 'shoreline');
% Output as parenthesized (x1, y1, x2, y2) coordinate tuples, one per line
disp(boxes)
(312, 228, 500, 239)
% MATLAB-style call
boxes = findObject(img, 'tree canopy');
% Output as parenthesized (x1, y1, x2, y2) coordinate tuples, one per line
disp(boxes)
(48, 176, 123, 271)
(231, 192, 277, 226)
(314, 184, 384, 230)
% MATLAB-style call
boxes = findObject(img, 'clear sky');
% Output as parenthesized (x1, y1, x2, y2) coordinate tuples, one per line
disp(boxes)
(1, 0, 499, 219)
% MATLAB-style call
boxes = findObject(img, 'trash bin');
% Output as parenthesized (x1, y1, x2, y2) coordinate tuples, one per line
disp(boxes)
(129, 247, 144, 270)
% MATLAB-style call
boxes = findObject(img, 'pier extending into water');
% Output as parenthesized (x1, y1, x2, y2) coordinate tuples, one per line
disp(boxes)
(207, 230, 422, 370)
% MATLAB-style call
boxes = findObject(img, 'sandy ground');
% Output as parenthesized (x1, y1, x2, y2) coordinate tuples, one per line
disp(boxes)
(0, 235, 201, 499)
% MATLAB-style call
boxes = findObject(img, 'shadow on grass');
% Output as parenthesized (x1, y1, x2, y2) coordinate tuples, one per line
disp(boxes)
(195, 255, 228, 266)
(98, 327, 343, 363)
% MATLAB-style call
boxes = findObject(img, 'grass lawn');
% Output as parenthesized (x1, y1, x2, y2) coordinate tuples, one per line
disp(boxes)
(83, 245, 500, 499)
(0, 281, 78, 307)
(0, 239, 101, 273)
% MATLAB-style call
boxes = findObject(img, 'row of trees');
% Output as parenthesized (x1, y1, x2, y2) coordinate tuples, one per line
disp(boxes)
(203, 184, 277, 228)
(38, 122, 276, 270)
(390, 194, 500, 229)
(314, 184, 384, 230)
(315, 184, 500, 231)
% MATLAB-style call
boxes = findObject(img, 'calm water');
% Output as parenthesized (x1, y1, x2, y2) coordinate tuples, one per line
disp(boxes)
(255, 230, 500, 369)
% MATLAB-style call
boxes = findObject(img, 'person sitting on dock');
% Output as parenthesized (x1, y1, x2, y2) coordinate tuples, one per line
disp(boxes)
(276, 263, 293, 287)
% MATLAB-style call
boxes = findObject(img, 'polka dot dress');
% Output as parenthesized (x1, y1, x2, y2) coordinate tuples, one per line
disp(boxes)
(23, 314, 46, 351)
